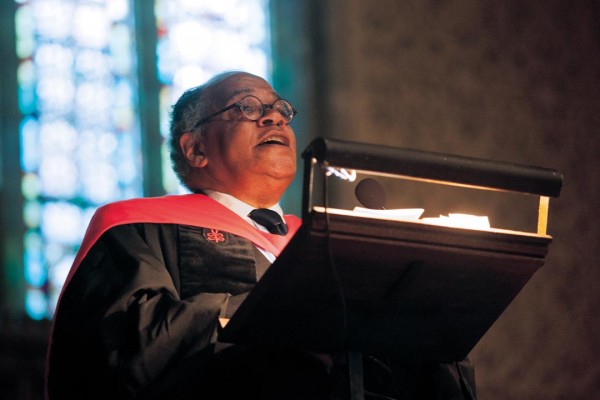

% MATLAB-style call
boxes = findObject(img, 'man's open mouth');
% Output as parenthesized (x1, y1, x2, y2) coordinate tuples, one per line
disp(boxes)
(258, 135, 288, 146)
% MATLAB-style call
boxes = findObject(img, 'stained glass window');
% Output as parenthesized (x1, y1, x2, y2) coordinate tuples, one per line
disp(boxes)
(154, 0, 271, 193)
(13, 0, 271, 319)
(15, 0, 142, 319)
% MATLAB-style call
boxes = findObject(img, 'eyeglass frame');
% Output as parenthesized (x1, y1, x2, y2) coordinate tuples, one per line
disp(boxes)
(193, 95, 298, 130)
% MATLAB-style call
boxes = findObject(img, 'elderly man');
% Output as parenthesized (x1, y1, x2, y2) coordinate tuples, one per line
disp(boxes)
(46, 71, 475, 400)
(46, 71, 330, 399)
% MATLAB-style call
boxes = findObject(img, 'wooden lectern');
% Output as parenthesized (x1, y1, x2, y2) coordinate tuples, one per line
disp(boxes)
(220, 138, 563, 398)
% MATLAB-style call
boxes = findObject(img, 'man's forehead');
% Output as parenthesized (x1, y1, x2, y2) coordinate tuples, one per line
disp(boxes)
(224, 87, 277, 102)
(212, 75, 278, 105)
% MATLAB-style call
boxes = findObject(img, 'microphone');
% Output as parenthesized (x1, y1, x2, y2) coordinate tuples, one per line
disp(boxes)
(354, 178, 387, 209)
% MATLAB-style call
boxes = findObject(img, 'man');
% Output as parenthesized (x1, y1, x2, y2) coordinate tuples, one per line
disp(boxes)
(46, 71, 475, 399)
(46, 71, 324, 399)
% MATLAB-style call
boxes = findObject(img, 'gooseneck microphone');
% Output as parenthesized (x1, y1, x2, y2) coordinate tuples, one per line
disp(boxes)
(354, 178, 387, 209)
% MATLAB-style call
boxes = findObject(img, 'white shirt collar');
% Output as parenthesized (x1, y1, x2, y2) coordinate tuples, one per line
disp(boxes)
(203, 190, 284, 230)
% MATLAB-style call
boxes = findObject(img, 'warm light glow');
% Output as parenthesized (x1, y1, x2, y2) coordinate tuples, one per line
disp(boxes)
(421, 213, 491, 230)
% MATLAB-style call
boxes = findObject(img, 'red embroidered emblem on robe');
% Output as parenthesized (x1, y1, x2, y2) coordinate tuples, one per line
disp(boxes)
(205, 228, 226, 243)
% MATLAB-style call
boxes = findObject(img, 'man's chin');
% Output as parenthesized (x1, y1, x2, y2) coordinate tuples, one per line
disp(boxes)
(267, 164, 296, 183)
(272, 169, 296, 182)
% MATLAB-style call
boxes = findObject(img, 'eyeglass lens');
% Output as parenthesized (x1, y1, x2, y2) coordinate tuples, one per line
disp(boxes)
(238, 96, 295, 123)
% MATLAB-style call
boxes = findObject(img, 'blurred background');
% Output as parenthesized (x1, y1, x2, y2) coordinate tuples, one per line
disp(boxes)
(0, 1, 598, 399)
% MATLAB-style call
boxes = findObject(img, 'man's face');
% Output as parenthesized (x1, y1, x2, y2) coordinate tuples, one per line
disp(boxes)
(197, 73, 297, 206)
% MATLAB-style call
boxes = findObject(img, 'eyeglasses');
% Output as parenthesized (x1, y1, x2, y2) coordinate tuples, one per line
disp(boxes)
(193, 95, 297, 129)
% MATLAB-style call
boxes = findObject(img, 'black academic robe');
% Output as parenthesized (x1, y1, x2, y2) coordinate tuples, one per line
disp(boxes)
(46, 195, 475, 400)
(46, 195, 308, 400)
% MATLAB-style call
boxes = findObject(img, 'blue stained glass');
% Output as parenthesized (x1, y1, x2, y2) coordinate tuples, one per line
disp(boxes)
(107, 0, 129, 21)
(85, 163, 118, 204)
(18, 84, 37, 116)
(45, 240, 66, 267)
(16, 0, 142, 319)
(33, 0, 71, 32)
(24, 249, 46, 287)
(23, 200, 42, 228)
(47, 253, 75, 315)
(98, 132, 118, 156)
(110, 24, 133, 75)
(38, 119, 78, 155)
(75, 50, 109, 78)
(20, 117, 40, 172)
(39, 156, 78, 198)
(35, 43, 74, 70)
(14, 0, 271, 319)
(116, 133, 138, 184)
(41, 202, 84, 245)
(113, 80, 135, 131)
(76, 82, 113, 125)
(25, 288, 47, 320)
(17, 60, 36, 114)
(24, 232, 45, 289)
(37, 75, 76, 115)
(73, 5, 111, 48)
(15, 5, 34, 58)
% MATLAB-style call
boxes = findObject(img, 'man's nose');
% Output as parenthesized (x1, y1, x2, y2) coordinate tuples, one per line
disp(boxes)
(257, 107, 286, 126)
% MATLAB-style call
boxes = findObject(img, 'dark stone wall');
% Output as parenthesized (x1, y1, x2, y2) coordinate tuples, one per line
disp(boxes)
(316, 0, 600, 398)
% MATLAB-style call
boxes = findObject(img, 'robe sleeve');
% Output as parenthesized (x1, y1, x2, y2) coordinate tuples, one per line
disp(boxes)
(48, 223, 229, 398)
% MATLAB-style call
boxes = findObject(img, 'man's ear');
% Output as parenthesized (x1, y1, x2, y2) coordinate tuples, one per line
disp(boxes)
(179, 132, 208, 168)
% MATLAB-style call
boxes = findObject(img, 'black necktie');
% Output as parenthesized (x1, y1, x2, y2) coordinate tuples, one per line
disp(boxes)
(248, 208, 288, 235)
